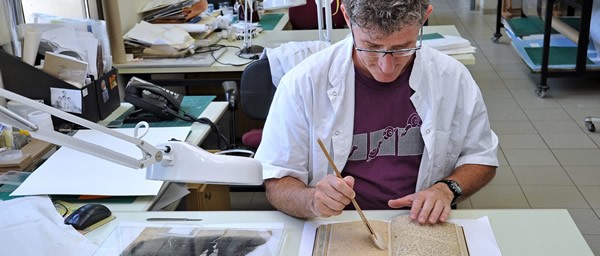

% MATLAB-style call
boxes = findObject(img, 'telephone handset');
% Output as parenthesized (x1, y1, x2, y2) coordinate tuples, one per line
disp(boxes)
(124, 78, 183, 120)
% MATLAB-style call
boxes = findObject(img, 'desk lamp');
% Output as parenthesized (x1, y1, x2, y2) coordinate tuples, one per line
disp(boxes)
(239, 0, 265, 55)
(263, 0, 332, 42)
(0, 88, 263, 185)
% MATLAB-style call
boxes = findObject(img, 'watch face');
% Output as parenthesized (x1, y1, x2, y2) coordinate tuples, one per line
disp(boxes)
(450, 181, 462, 194)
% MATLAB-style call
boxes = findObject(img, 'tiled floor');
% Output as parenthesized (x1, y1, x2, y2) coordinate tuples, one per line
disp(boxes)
(230, 0, 600, 254)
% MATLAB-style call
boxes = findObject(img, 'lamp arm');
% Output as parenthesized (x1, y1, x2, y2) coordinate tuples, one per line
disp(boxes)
(0, 88, 263, 185)
(316, 0, 333, 42)
(0, 88, 160, 169)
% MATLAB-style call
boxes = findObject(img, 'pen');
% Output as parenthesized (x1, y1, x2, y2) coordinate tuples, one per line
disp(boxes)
(146, 217, 203, 221)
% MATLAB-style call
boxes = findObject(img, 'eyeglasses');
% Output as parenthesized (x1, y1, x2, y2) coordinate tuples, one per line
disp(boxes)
(351, 24, 423, 59)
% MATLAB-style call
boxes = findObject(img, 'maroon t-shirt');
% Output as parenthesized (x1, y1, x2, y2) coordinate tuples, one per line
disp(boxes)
(342, 63, 424, 210)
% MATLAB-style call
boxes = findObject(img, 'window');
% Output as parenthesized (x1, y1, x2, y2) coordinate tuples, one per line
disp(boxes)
(20, 0, 101, 23)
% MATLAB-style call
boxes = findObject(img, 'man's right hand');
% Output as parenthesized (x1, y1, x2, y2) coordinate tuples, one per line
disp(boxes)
(311, 175, 356, 217)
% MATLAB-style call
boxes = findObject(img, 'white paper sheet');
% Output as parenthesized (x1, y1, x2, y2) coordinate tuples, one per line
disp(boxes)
(300, 216, 501, 256)
(11, 127, 190, 196)
(0, 196, 98, 256)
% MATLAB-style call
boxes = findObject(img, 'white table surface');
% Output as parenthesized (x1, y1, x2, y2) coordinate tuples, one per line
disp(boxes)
(85, 209, 593, 256)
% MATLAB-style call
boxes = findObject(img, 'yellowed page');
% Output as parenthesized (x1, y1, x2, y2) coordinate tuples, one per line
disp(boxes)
(390, 215, 468, 256)
(313, 220, 390, 256)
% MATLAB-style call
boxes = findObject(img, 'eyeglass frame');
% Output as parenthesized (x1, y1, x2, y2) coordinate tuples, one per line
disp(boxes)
(350, 23, 424, 58)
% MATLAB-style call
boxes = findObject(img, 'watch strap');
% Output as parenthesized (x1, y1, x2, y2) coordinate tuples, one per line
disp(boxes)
(435, 179, 462, 205)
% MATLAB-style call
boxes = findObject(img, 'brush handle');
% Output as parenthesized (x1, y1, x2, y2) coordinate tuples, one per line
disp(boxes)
(317, 139, 378, 236)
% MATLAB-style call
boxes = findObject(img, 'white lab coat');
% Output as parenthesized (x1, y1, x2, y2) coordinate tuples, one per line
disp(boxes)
(255, 36, 499, 192)
(263, 40, 331, 87)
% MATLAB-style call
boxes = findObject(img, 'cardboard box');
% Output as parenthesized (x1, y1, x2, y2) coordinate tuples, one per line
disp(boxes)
(0, 50, 120, 128)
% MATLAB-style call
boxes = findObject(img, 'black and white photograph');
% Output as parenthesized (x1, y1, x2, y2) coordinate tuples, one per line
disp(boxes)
(50, 88, 82, 114)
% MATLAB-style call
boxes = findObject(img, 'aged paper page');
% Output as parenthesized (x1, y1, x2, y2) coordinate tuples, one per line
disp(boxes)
(313, 220, 389, 256)
(391, 215, 468, 256)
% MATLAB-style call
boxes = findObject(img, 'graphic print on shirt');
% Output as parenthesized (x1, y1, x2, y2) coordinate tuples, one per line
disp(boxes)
(348, 112, 424, 162)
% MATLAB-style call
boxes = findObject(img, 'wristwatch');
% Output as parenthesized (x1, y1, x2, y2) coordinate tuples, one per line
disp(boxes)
(435, 179, 463, 205)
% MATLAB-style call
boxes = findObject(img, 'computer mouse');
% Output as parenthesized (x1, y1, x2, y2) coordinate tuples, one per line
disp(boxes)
(64, 203, 112, 230)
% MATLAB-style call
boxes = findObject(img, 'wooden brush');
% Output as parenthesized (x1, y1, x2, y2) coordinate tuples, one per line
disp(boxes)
(317, 139, 386, 251)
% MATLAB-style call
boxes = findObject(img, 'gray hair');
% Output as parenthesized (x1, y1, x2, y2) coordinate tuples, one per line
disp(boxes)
(342, 0, 429, 37)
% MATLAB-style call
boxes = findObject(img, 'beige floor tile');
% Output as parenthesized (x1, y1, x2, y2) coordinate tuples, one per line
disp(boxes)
(523, 108, 575, 121)
(579, 186, 600, 208)
(564, 166, 600, 186)
(490, 120, 538, 134)
(489, 166, 518, 185)
(501, 78, 537, 89)
(568, 209, 600, 235)
(540, 133, 598, 149)
(503, 149, 560, 166)
(514, 95, 562, 109)
(532, 120, 586, 134)
(470, 185, 530, 209)
(521, 186, 590, 209)
(553, 149, 600, 166)
(512, 166, 574, 186)
(497, 134, 547, 149)
(487, 105, 529, 121)
(480, 87, 513, 98)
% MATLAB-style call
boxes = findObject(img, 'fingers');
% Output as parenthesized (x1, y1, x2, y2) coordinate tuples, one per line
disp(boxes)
(312, 175, 355, 217)
(388, 194, 414, 208)
(409, 187, 453, 224)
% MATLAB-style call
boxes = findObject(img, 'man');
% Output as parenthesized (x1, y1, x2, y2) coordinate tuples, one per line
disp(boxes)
(254, 0, 498, 224)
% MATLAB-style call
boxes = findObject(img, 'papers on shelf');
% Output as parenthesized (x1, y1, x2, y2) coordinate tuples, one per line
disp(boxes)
(510, 34, 600, 71)
(42, 51, 88, 88)
(18, 16, 112, 79)
(152, 23, 209, 33)
(140, 0, 189, 13)
(124, 21, 195, 51)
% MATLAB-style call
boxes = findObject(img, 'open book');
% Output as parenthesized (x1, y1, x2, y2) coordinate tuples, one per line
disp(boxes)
(313, 215, 469, 256)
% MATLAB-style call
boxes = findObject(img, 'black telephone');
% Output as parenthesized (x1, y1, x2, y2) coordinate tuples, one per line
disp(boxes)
(124, 78, 183, 120)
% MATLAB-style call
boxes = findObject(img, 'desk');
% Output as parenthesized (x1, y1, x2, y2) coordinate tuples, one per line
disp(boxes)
(85, 209, 593, 255)
(115, 25, 475, 75)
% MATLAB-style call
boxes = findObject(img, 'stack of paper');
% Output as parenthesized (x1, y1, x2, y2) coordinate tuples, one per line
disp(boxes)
(123, 21, 196, 57)
(422, 33, 477, 56)
(140, 0, 207, 23)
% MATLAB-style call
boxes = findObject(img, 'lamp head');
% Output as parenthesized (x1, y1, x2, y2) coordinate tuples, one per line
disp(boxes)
(263, 0, 307, 10)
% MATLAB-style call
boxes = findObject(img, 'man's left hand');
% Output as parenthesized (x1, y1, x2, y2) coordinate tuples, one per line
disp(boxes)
(388, 183, 453, 224)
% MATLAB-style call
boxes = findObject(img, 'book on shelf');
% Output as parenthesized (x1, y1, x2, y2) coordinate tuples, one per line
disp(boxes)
(313, 215, 468, 256)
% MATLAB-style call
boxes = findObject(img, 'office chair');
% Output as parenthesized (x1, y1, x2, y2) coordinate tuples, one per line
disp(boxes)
(239, 58, 276, 149)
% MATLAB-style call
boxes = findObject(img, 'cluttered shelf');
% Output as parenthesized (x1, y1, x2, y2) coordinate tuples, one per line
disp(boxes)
(493, 0, 600, 97)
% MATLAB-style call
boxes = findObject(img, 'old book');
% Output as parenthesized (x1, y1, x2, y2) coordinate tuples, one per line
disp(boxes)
(313, 215, 469, 256)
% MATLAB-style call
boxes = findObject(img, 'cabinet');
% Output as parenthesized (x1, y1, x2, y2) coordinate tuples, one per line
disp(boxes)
(493, 0, 600, 97)
(181, 184, 231, 211)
